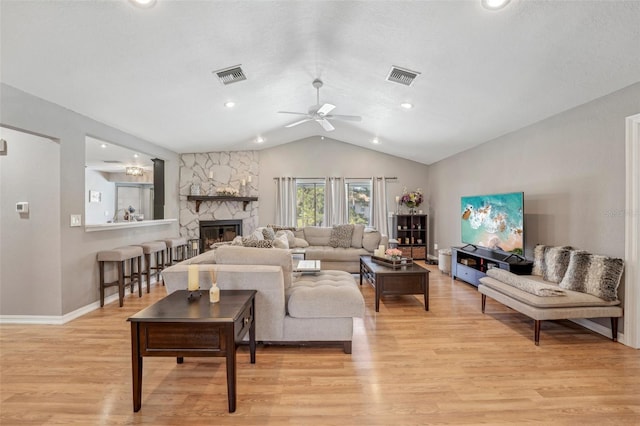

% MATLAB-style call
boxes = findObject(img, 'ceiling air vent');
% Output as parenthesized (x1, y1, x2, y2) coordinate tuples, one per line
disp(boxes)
(213, 65, 246, 85)
(103, 160, 122, 163)
(386, 66, 420, 86)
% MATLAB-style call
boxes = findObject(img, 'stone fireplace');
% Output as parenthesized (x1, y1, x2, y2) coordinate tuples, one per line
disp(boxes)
(199, 220, 243, 252)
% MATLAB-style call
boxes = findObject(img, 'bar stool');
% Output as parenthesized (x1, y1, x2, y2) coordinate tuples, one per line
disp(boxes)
(135, 241, 166, 293)
(163, 237, 189, 266)
(97, 245, 143, 307)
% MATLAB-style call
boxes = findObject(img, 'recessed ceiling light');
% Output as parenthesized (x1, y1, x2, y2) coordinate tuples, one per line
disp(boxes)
(100, 143, 107, 148)
(372, 138, 380, 144)
(133, 153, 139, 158)
(224, 101, 235, 108)
(129, 0, 156, 8)
(400, 103, 413, 109)
(481, 0, 510, 10)
(256, 137, 264, 144)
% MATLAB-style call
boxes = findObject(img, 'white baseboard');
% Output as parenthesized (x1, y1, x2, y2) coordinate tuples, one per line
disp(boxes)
(0, 279, 162, 325)
(570, 318, 625, 345)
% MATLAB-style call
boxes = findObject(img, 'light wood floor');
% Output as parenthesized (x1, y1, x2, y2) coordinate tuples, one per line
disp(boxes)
(1, 264, 639, 425)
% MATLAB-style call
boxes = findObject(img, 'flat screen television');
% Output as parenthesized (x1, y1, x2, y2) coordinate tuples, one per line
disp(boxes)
(461, 191, 524, 255)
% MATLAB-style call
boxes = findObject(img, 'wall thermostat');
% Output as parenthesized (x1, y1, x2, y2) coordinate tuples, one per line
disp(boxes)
(16, 202, 29, 213)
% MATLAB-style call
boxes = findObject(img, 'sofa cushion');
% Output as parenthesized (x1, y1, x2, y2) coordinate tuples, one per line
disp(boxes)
(329, 224, 354, 248)
(303, 227, 332, 246)
(351, 224, 365, 248)
(532, 245, 572, 282)
(287, 271, 364, 318)
(362, 230, 382, 252)
(479, 276, 620, 308)
(215, 245, 294, 289)
(559, 251, 624, 301)
(305, 246, 369, 262)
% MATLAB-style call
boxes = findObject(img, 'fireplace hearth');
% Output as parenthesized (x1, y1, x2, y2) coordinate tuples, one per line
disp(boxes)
(199, 220, 242, 252)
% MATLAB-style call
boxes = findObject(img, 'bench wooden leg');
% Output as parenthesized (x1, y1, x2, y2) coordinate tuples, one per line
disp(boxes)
(343, 341, 352, 354)
(481, 294, 486, 313)
(611, 317, 618, 342)
(534, 320, 541, 346)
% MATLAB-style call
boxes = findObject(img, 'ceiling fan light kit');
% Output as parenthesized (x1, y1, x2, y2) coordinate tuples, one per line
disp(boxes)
(278, 79, 362, 132)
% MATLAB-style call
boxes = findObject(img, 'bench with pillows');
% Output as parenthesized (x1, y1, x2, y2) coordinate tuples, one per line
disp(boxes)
(478, 245, 624, 345)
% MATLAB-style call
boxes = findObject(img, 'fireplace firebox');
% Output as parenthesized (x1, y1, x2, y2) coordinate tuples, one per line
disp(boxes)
(199, 220, 242, 252)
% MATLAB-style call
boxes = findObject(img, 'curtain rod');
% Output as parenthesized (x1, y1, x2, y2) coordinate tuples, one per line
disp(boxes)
(273, 176, 398, 180)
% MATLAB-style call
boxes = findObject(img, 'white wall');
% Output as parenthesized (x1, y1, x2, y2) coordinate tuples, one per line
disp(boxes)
(259, 136, 429, 236)
(0, 127, 62, 315)
(427, 82, 640, 332)
(1, 83, 180, 316)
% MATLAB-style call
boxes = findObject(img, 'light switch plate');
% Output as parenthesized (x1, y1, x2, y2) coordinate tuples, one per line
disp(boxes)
(70, 214, 82, 227)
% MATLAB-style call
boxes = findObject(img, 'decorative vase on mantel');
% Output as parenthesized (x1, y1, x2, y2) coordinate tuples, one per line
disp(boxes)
(190, 183, 201, 196)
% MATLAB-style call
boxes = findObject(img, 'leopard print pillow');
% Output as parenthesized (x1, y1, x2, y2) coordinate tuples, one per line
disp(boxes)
(328, 224, 354, 248)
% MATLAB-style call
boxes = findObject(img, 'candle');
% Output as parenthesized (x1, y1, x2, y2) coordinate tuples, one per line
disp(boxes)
(241, 179, 246, 186)
(247, 175, 252, 183)
(378, 245, 385, 253)
(188, 265, 199, 291)
(395, 196, 400, 203)
(208, 170, 213, 179)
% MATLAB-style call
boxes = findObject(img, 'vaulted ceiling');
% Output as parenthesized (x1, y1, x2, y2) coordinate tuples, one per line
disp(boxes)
(2, 0, 639, 165)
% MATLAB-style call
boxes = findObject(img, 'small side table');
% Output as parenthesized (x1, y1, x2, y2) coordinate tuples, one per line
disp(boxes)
(128, 289, 256, 413)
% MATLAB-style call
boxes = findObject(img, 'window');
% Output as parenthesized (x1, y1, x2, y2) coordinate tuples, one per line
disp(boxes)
(346, 180, 371, 225)
(296, 180, 325, 227)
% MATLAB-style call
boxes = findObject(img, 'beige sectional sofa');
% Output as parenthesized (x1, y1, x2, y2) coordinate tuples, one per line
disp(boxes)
(478, 245, 624, 345)
(162, 245, 365, 353)
(229, 224, 388, 274)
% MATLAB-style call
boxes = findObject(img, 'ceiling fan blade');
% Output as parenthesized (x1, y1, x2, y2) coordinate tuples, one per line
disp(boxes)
(318, 119, 335, 132)
(285, 118, 312, 128)
(316, 103, 336, 116)
(325, 114, 362, 122)
(278, 111, 309, 116)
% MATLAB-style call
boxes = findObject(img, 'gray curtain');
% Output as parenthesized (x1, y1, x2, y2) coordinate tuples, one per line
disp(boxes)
(324, 177, 346, 226)
(275, 177, 297, 226)
(371, 176, 389, 236)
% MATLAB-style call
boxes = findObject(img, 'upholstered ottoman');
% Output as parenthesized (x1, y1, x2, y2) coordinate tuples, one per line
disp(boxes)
(285, 270, 365, 353)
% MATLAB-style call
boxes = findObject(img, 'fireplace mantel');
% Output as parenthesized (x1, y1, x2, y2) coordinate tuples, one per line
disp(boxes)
(187, 195, 258, 212)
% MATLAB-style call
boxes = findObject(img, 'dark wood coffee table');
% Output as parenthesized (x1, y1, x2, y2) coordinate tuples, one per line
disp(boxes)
(360, 255, 430, 312)
(128, 289, 256, 413)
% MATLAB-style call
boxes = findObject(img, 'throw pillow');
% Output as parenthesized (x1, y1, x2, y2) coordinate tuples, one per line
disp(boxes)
(362, 230, 381, 252)
(244, 229, 264, 242)
(351, 224, 365, 248)
(275, 229, 295, 247)
(532, 245, 572, 283)
(292, 237, 309, 248)
(559, 251, 624, 301)
(262, 227, 276, 240)
(268, 224, 297, 232)
(328, 224, 354, 248)
(542, 246, 572, 283)
(272, 233, 289, 249)
(241, 238, 273, 248)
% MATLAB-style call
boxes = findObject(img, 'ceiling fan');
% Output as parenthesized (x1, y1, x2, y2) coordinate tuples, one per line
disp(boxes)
(278, 79, 362, 132)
